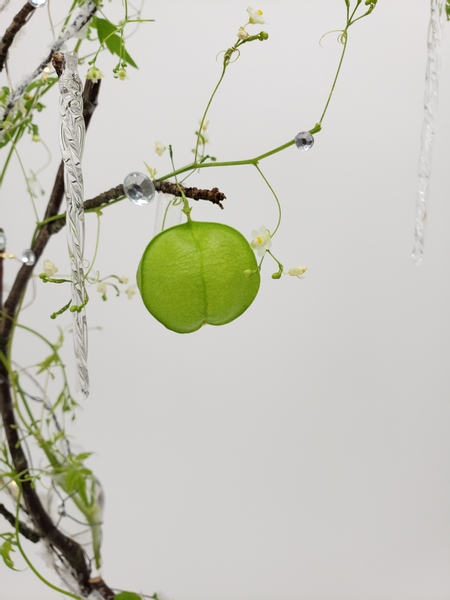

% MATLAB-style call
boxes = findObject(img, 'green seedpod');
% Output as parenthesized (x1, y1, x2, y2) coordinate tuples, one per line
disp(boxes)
(137, 221, 260, 333)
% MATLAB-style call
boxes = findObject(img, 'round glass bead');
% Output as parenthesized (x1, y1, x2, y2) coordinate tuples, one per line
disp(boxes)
(295, 131, 314, 151)
(123, 172, 156, 206)
(21, 249, 36, 266)
(28, 0, 48, 7)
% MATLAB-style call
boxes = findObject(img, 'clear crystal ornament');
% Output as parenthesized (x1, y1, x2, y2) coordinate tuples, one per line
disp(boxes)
(21, 249, 36, 266)
(412, 0, 446, 265)
(28, 0, 48, 7)
(0, 230, 5, 252)
(295, 131, 314, 151)
(123, 172, 156, 206)
(58, 51, 89, 398)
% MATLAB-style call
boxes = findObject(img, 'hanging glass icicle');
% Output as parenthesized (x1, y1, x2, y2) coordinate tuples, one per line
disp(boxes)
(412, 0, 446, 265)
(56, 51, 89, 397)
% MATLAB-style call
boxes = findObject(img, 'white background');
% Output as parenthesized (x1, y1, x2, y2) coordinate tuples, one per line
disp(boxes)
(2, 1, 450, 599)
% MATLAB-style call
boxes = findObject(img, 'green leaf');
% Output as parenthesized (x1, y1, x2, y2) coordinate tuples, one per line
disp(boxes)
(114, 592, 142, 600)
(94, 17, 118, 41)
(26, 77, 58, 92)
(36, 351, 59, 374)
(0, 538, 18, 571)
(65, 469, 88, 505)
(76, 452, 92, 461)
(104, 33, 138, 68)
(94, 17, 138, 68)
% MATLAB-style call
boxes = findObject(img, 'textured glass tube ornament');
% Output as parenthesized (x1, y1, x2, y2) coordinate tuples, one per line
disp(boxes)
(57, 51, 89, 397)
(295, 131, 314, 151)
(412, 0, 446, 265)
(123, 172, 156, 206)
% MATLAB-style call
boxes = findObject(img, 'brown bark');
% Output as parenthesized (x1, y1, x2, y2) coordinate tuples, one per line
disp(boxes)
(0, 3, 35, 73)
(48, 181, 226, 235)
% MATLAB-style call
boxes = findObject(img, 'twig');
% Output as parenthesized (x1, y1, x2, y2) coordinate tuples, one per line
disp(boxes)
(0, 2, 36, 73)
(89, 577, 116, 600)
(0, 502, 41, 543)
(156, 181, 226, 208)
(48, 181, 226, 235)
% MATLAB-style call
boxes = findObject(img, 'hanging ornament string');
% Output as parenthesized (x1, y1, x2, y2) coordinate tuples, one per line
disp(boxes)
(53, 51, 89, 398)
(412, 0, 446, 265)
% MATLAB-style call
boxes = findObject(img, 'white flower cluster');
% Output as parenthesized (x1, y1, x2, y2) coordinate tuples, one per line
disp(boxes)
(249, 226, 307, 279)
(237, 7, 266, 40)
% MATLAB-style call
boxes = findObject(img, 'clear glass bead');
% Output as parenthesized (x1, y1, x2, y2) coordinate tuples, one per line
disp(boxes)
(21, 249, 36, 266)
(295, 131, 314, 151)
(28, 0, 48, 7)
(123, 172, 156, 206)
(0, 230, 5, 252)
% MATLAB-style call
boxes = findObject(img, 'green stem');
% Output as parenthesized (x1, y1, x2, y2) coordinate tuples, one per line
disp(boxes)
(12, 144, 39, 221)
(160, 137, 301, 182)
(0, 128, 22, 185)
(254, 164, 282, 237)
(194, 64, 227, 163)
(318, 32, 348, 125)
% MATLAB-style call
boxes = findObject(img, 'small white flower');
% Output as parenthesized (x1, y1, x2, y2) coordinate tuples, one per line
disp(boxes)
(155, 141, 166, 156)
(237, 27, 249, 40)
(125, 285, 136, 299)
(287, 265, 308, 279)
(199, 118, 210, 131)
(114, 67, 127, 81)
(86, 66, 103, 83)
(247, 7, 265, 25)
(97, 281, 106, 294)
(250, 226, 272, 257)
(118, 276, 129, 284)
(43, 259, 58, 277)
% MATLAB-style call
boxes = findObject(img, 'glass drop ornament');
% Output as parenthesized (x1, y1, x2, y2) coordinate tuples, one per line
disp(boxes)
(21, 249, 36, 266)
(295, 131, 314, 151)
(123, 172, 156, 206)
(28, 0, 48, 7)
(0, 230, 5, 252)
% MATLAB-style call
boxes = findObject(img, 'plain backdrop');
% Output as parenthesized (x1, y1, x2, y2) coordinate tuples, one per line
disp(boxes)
(1, 1, 450, 599)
